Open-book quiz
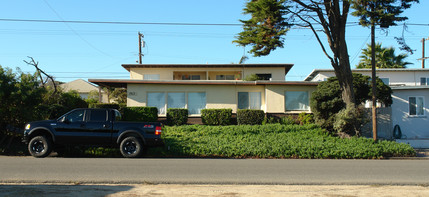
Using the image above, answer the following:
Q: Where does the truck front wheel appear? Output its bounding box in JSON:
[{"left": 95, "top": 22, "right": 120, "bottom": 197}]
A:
[
  {"left": 120, "top": 136, "right": 144, "bottom": 158},
  {"left": 28, "top": 136, "right": 52, "bottom": 158}
]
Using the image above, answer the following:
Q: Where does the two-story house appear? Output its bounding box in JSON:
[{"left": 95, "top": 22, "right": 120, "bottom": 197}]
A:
[
  {"left": 89, "top": 63, "right": 318, "bottom": 120},
  {"left": 305, "top": 68, "right": 429, "bottom": 148}
]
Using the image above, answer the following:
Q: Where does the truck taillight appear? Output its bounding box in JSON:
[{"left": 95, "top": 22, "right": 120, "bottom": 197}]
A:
[{"left": 155, "top": 126, "right": 162, "bottom": 135}]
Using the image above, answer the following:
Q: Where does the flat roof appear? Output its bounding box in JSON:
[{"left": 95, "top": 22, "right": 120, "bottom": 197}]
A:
[
  {"left": 88, "top": 79, "right": 319, "bottom": 88},
  {"left": 122, "top": 63, "right": 293, "bottom": 74},
  {"left": 304, "top": 68, "right": 429, "bottom": 81}
]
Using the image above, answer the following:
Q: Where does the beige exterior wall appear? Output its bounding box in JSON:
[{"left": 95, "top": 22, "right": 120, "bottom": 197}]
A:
[
  {"left": 127, "top": 83, "right": 314, "bottom": 116},
  {"left": 127, "top": 84, "right": 266, "bottom": 114},
  {"left": 265, "top": 85, "right": 316, "bottom": 113},
  {"left": 129, "top": 67, "right": 285, "bottom": 81}
]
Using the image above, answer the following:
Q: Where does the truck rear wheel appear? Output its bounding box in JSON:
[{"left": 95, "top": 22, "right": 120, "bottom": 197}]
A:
[
  {"left": 120, "top": 136, "right": 144, "bottom": 158},
  {"left": 28, "top": 136, "right": 52, "bottom": 158}
]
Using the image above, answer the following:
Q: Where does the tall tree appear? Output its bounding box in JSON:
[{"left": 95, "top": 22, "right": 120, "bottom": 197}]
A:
[
  {"left": 351, "top": 0, "right": 418, "bottom": 140},
  {"left": 356, "top": 43, "right": 412, "bottom": 68},
  {"left": 235, "top": 0, "right": 356, "bottom": 107}
]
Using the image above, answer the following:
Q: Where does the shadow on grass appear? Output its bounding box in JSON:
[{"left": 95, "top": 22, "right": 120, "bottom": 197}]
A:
[{"left": 0, "top": 184, "right": 134, "bottom": 197}]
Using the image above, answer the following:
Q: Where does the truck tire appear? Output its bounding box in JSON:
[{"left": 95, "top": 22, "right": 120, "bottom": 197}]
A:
[
  {"left": 120, "top": 136, "right": 144, "bottom": 158},
  {"left": 28, "top": 136, "right": 52, "bottom": 158}
]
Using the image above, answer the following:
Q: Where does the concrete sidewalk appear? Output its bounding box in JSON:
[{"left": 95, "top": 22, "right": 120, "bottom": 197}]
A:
[{"left": 1, "top": 184, "right": 429, "bottom": 197}]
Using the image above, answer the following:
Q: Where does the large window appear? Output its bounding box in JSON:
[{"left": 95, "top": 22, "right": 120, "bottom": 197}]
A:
[
  {"left": 143, "top": 74, "right": 160, "bottom": 80},
  {"left": 409, "top": 96, "right": 424, "bottom": 116},
  {"left": 147, "top": 92, "right": 166, "bottom": 115},
  {"left": 285, "top": 91, "right": 309, "bottom": 111},
  {"left": 188, "top": 93, "right": 206, "bottom": 115},
  {"left": 380, "top": 78, "right": 390, "bottom": 85},
  {"left": 238, "top": 92, "right": 261, "bottom": 110},
  {"left": 148, "top": 92, "right": 206, "bottom": 115},
  {"left": 167, "top": 93, "right": 186, "bottom": 109}
]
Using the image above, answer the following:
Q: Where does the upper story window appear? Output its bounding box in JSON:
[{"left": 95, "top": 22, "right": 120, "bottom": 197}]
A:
[
  {"left": 144, "top": 74, "right": 160, "bottom": 80},
  {"left": 420, "top": 77, "right": 429, "bottom": 85},
  {"left": 256, "top": 74, "right": 272, "bottom": 80},
  {"left": 285, "top": 91, "right": 310, "bottom": 111},
  {"left": 182, "top": 75, "right": 201, "bottom": 80},
  {"left": 238, "top": 92, "right": 261, "bottom": 110},
  {"left": 216, "top": 75, "right": 234, "bottom": 80}
]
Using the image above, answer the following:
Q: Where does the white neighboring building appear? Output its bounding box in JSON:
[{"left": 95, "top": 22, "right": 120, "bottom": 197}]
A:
[
  {"left": 60, "top": 79, "right": 109, "bottom": 103},
  {"left": 305, "top": 68, "right": 429, "bottom": 148}
]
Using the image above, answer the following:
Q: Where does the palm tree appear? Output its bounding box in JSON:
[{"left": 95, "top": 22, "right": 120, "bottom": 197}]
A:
[{"left": 356, "top": 43, "right": 412, "bottom": 69}]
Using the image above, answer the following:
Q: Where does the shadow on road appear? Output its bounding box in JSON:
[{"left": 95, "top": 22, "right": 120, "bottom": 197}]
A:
[{"left": 0, "top": 184, "right": 134, "bottom": 197}]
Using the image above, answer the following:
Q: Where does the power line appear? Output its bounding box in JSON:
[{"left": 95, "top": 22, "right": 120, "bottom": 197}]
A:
[{"left": 0, "top": 18, "right": 428, "bottom": 27}]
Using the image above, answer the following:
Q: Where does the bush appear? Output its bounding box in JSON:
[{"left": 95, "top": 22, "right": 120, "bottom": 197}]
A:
[
  {"left": 333, "top": 105, "right": 367, "bottom": 137},
  {"left": 201, "top": 109, "right": 232, "bottom": 125},
  {"left": 237, "top": 109, "right": 265, "bottom": 125},
  {"left": 167, "top": 108, "right": 188, "bottom": 126},
  {"left": 310, "top": 74, "right": 392, "bottom": 133},
  {"left": 123, "top": 107, "right": 158, "bottom": 122},
  {"left": 298, "top": 112, "right": 314, "bottom": 125},
  {"left": 89, "top": 103, "right": 120, "bottom": 109}
]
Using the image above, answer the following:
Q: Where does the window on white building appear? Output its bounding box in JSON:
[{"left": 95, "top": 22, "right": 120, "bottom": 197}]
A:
[
  {"left": 409, "top": 96, "right": 424, "bottom": 116},
  {"left": 380, "top": 78, "right": 390, "bottom": 85},
  {"left": 143, "top": 74, "right": 160, "bottom": 80},
  {"left": 420, "top": 77, "right": 429, "bottom": 85},
  {"left": 238, "top": 92, "right": 261, "bottom": 110},
  {"left": 147, "top": 92, "right": 166, "bottom": 114},
  {"left": 188, "top": 92, "right": 206, "bottom": 115},
  {"left": 285, "top": 91, "right": 310, "bottom": 111}
]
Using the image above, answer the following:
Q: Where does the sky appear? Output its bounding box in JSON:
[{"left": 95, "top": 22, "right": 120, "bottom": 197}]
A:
[{"left": 0, "top": 0, "right": 428, "bottom": 82}]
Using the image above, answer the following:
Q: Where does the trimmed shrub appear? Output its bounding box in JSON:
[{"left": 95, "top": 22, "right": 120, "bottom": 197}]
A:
[
  {"left": 89, "top": 103, "right": 120, "bottom": 109},
  {"left": 123, "top": 107, "right": 158, "bottom": 122},
  {"left": 237, "top": 109, "right": 265, "bottom": 125},
  {"left": 201, "top": 109, "right": 232, "bottom": 125},
  {"left": 167, "top": 108, "right": 188, "bottom": 126}
]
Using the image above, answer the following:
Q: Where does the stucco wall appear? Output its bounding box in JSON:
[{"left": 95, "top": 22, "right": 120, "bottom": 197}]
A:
[
  {"left": 391, "top": 89, "right": 429, "bottom": 138},
  {"left": 127, "top": 84, "right": 266, "bottom": 114},
  {"left": 129, "top": 67, "right": 286, "bottom": 81}
]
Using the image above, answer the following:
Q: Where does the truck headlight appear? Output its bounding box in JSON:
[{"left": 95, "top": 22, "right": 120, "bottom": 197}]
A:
[{"left": 25, "top": 124, "right": 31, "bottom": 130}]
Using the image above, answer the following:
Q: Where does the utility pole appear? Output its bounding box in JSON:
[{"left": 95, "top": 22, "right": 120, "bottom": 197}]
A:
[
  {"left": 419, "top": 37, "right": 429, "bottom": 68},
  {"left": 138, "top": 32, "right": 144, "bottom": 64},
  {"left": 371, "top": 19, "right": 377, "bottom": 141}
]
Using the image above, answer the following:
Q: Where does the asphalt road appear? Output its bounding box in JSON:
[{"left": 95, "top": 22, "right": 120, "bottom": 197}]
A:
[{"left": 1, "top": 156, "right": 429, "bottom": 185}]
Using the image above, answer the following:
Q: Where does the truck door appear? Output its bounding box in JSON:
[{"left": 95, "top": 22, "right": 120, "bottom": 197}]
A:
[
  {"left": 54, "top": 109, "right": 87, "bottom": 144},
  {"left": 84, "top": 109, "right": 112, "bottom": 144}
]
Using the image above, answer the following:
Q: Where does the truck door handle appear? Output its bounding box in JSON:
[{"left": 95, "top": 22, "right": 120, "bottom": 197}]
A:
[{"left": 103, "top": 124, "right": 110, "bottom": 128}]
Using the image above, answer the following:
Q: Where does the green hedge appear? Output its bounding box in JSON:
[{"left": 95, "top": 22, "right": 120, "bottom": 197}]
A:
[
  {"left": 89, "top": 103, "right": 120, "bottom": 109},
  {"left": 237, "top": 109, "right": 265, "bottom": 125},
  {"left": 147, "top": 124, "right": 416, "bottom": 159},
  {"left": 123, "top": 107, "right": 158, "bottom": 122},
  {"left": 167, "top": 108, "right": 188, "bottom": 125},
  {"left": 201, "top": 109, "right": 232, "bottom": 125}
]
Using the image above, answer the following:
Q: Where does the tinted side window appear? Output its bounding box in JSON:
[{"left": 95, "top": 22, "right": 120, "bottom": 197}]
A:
[
  {"left": 65, "top": 110, "right": 85, "bottom": 123},
  {"left": 90, "top": 110, "right": 107, "bottom": 122}
]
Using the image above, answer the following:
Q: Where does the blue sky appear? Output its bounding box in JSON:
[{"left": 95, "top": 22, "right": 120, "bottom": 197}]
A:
[{"left": 0, "top": 0, "right": 428, "bottom": 82}]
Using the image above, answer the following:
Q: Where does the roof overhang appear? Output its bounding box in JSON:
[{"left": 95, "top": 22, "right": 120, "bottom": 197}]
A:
[
  {"left": 88, "top": 79, "right": 319, "bottom": 88},
  {"left": 304, "top": 68, "right": 429, "bottom": 81}
]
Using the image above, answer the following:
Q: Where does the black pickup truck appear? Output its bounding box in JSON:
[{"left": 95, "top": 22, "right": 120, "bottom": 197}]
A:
[{"left": 23, "top": 108, "right": 163, "bottom": 158}]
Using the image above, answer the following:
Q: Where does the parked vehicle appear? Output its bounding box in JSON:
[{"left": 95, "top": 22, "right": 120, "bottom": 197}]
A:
[{"left": 22, "top": 108, "right": 163, "bottom": 158}]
